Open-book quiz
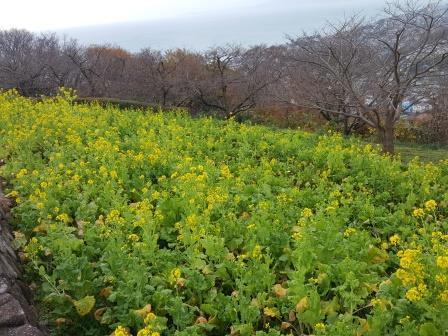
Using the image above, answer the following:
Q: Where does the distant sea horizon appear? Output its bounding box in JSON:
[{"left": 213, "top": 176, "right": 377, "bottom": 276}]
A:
[{"left": 49, "top": 1, "right": 384, "bottom": 52}]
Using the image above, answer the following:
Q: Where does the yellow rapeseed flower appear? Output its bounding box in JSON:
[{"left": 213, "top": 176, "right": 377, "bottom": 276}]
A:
[
  {"left": 436, "top": 274, "right": 447, "bottom": 284},
  {"left": 424, "top": 199, "right": 437, "bottom": 211},
  {"left": 137, "top": 329, "right": 151, "bottom": 336},
  {"left": 396, "top": 269, "right": 417, "bottom": 286},
  {"left": 128, "top": 234, "right": 140, "bottom": 242},
  {"left": 252, "top": 245, "right": 262, "bottom": 259},
  {"left": 144, "top": 312, "right": 157, "bottom": 324},
  {"left": 405, "top": 287, "right": 422, "bottom": 302},
  {"left": 301, "top": 208, "right": 313, "bottom": 218},
  {"left": 370, "top": 298, "right": 390, "bottom": 309},
  {"left": 169, "top": 268, "right": 182, "bottom": 283},
  {"left": 16, "top": 168, "right": 28, "bottom": 178},
  {"left": 220, "top": 165, "right": 233, "bottom": 178},
  {"left": 412, "top": 208, "right": 425, "bottom": 218},
  {"left": 314, "top": 322, "right": 326, "bottom": 332},
  {"left": 436, "top": 256, "right": 448, "bottom": 269},
  {"left": 344, "top": 228, "right": 356, "bottom": 237},
  {"left": 56, "top": 213, "right": 70, "bottom": 223},
  {"left": 7, "top": 190, "right": 19, "bottom": 198},
  {"left": 439, "top": 290, "right": 448, "bottom": 302},
  {"left": 113, "top": 326, "right": 131, "bottom": 336},
  {"left": 263, "top": 307, "right": 278, "bottom": 317},
  {"left": 399, "top": 316, "right": 411, "bottom": 324},
  {"left": 389, "top": 234, "right": 400, "bottom": 246},
  {"left": 398, "top": 249, "right": 420, "bottom": 269}
]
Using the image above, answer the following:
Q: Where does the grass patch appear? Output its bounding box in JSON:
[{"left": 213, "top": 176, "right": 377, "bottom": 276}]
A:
[{"left": 395, "top": 142, "right": 448, "bottom": 163}]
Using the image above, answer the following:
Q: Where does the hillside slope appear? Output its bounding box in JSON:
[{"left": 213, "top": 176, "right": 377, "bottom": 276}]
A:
[{"left": 0, "top": 91, "right": 447, "bottom": 335}]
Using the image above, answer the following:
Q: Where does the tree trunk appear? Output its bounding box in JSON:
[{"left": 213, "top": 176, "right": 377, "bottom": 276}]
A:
[{"left": 378, "top": 124, "right": 395, "bottom": 154}]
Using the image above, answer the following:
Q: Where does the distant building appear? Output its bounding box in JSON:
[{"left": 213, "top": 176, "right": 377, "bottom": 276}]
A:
[{"left": 401, "top": 99, "right": 432, "bottom": 118}]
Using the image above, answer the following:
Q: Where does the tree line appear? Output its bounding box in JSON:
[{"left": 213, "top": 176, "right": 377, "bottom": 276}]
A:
[{"left": 1, "top": 0, "right": 447, "bottom": 153}]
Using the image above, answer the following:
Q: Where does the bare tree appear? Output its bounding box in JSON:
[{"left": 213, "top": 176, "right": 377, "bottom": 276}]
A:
[
  {"left": 194, "top": 45, "right": 282, "bottom": 118},
  {"left": 1, "top": 0, "right": 446, "bottom": 147},
  {"left": 282, "top": 42, "right": 366, "bottom": 135},
  {"left": 85, "top": 45, "right": 130, "bottom": 97},
  {"left": 127, "top": 48, "right": 201, "bottom": 107},
  {"left": 287, "top": 1, "right": 448, "bottom": 153},
  {"left": 62, "top": 40, "right": 99, "bottom": 96},
  {"left": 420, "top": 76, "right": 448, "bottom": 144},
  {"left": 0, "top": 30, "right": 58, "bottom": 95}
]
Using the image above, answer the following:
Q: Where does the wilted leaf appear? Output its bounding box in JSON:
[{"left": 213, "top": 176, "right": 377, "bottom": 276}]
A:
[
  {"left": 195, "top": 316, "right": 208, "bottom": 324},
  {"left": 99, "top": 287, "right": 113, "bottom": 298},
  {"left": 263, "top": 307, "right": 278, "bottom": 317},
  {"left": 133, "top": 304, "right": 152, "bottom": 318},
  {"left": 295, "top": 297, "right": 309, "bottom": 313},
  {"left": 273, "top": 284, "right": 287, "bottom": 298},
  {"left": 73, "top": 295, "right": 95, "bottom": 316},
  {"left": 94, "top": 308, "right": 107, "bottom": 321}
]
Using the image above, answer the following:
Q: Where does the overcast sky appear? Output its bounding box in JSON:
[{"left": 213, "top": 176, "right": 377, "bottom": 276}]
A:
[{"left": 1, "top": 0, "right": 389, "bottom": 51}]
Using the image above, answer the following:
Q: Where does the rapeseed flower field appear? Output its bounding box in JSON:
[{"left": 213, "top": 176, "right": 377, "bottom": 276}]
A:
[{"left": 0, "top": 90, "right": 447, "bottom": 335}]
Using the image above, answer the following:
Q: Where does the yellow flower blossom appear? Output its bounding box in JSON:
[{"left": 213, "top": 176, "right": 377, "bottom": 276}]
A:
[
  {"left": 263, "top": 307, "right": 278, "bottom": 317},
  {"left": 169, "top": 268, "right": 182, "bottom": 283},
  {"left": 412, "top": 208, "right": 425, "bottom": 218},
  {"left": 396, "top": 269, "right": 417, "bottom": 286},
  {"left": 314, "top": 322, "right": 326, "bottom": 332},
  {"left": 399, "top": 316, "right": 411, "bottom": 324},
  {"left": 436, "top": 274, "right": 447, "bottom": 284},
  {"left": 405, "top": 287, "right": 422, "bottom": 302},
  {"left": 344, "top": 228, "right": 356, "bottom": 237},
  {"left": 436, "top": 256, "right": 448, "bottom": 269},
  {"left": 144, "top": 312, "right": 157, "bottom": 324},
  {"left": 220, "top": 165, "right": 233, "bottom": 178},
  {"left": 113, "top": 326, "right": 131, "bottom": 336},
  {"left": 301, "top": 208, "right": 313, "bottom": 218},
  {"left": 7, "top": 190, "right": 19, "bottom": 198},
  {"left": 371, "top": 298, "right": 390, "bottom": 309},
  {"left": 389, "top": 234, "right": 400, "bottom": 246},
  {"left": 56, "top": 213, "right": 70, "bottom": 223},
  {"left": 439, "top": 290, "right": 448, "bottom": 302},
  {"left": 128, "top": 234, "right": 140, "bottom": 242},
  {"left": 16, "top": 168, "right": 28, "bottom": 178},
  {"left": 99, "top": 166, "right": 108, "bottom": 176},
  {"left": 398, "top": 249, "right": 420, "bottom": 269},
  {"left": 251, "top": 245, "right": 262, "bottom": 259},
  {"left": 424, "top": 199, "right": 437, "bottom": 211}
]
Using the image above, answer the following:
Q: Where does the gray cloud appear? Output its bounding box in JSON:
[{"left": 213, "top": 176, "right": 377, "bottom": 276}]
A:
[{"left": 57, "top": 0, "right": 388, "bottom": 51}]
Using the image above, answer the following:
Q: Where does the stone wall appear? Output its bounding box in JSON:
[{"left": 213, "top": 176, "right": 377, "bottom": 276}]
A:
[{"left": 0, "top": 183, "right": 46, "bottom": 336}]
